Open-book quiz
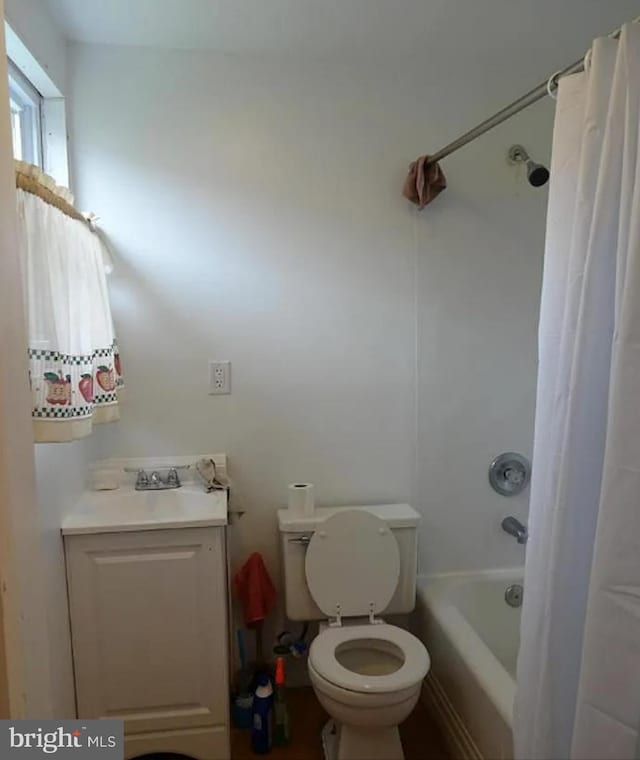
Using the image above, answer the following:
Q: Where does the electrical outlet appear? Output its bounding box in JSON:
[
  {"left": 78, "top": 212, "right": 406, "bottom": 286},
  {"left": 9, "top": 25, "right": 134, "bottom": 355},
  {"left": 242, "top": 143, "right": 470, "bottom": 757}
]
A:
[{"left": 209, "top": 360, "right": 231, "bottom": 395}]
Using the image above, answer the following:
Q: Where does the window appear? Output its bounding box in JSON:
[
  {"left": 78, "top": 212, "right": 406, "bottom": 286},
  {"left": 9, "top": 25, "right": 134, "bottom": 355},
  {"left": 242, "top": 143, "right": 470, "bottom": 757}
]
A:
[{"left": 7, "top": 59, "right": 44, "bottom": 167}]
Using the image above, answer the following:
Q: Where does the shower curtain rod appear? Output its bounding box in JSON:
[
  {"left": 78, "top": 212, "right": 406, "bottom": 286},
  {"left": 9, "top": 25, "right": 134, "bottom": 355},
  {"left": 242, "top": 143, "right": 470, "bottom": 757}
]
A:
[{"left": 426, "top": 20, "right": 632, "bottom": 167}]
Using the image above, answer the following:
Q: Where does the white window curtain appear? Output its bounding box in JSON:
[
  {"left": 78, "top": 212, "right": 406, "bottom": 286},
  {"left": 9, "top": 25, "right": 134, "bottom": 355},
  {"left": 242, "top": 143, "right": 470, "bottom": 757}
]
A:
[
  {"left": 515, "top": 23, "right": 640, "bottom": 760},
  {"left": 15, "top": 164, "right": 123, "bottom": 443}
]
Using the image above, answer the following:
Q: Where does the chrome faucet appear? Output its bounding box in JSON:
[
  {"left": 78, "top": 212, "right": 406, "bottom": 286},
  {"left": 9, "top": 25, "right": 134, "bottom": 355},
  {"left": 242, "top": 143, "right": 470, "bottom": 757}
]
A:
[
  {"left": 501, "top": 516, "right": 528, "bottom": 544},
  {"left": 133, "top": 468, "right": 181, "bottom": 491}
]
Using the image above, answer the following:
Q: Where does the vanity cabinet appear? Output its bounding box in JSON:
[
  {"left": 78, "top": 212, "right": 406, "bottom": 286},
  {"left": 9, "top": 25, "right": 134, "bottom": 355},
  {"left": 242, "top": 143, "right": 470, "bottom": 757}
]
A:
[{"left": 64, "top": 525, "right": 230, "bottom": 760}]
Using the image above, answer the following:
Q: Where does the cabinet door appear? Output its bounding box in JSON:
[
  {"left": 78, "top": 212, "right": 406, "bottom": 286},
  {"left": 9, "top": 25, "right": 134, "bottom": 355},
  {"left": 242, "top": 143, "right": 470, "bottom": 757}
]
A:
[{"left": 65, "top": 527, "right": 228, "bottom": 734}]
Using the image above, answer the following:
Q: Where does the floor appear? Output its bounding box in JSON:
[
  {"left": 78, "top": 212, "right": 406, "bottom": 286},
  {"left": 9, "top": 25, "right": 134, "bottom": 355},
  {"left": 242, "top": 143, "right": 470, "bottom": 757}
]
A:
[{"left": 231, "top": 687, "right": 450, "bottom": 760}]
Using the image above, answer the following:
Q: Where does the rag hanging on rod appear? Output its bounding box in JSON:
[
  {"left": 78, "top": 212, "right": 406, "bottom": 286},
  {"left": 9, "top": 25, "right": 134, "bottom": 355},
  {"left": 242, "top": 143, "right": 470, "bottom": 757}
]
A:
[{"left": 403, "top": 15, "right": 640, "bottom": 209}]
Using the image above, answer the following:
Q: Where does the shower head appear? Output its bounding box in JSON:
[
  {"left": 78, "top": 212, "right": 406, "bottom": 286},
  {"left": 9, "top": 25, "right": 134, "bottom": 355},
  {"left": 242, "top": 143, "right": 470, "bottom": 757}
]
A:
[
  {"left": 508, "top": 144, "right": 550, "bottom": 187},
  {"left": 526, "top": 161, "right": 550, "bottom": 187}
]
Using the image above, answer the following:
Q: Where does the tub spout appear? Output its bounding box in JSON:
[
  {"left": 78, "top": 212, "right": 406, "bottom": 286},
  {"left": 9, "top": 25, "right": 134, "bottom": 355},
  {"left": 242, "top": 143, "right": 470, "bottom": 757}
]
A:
[{"left": 501, "top": 516, "right": 528, "bottom": 544}]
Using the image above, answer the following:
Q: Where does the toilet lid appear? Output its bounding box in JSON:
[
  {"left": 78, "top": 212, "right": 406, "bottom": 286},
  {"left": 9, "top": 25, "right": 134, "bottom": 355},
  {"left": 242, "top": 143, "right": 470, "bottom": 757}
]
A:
[{"left": 305, "top": 510, "right": 400, "bottom": 618}]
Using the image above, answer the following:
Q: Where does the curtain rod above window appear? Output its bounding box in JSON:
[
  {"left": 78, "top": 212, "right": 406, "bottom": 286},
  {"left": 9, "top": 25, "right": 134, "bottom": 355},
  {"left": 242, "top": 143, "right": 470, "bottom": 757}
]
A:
[{"left": 14, "top": 162, "right": 92, "bottom": 227}]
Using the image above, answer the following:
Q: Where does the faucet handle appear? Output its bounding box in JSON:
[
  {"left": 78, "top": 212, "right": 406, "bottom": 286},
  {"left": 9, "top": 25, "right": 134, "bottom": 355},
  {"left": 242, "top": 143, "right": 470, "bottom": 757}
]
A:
[
  {"left": 135, "top": 469, "right": 149, "bottom": 489},
  {"left": 166, "top": 468, "right": 180, "bottom": 487}
]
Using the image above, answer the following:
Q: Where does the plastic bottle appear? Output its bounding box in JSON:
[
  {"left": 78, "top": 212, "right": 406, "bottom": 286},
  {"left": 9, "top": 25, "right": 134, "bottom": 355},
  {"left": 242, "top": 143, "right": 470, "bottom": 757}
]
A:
[
  {"left": 251, "top": 674, "right": 273, "bottom": 754},
  {"left": 273, "top": 657, "right": 290, "bottom": 747}
]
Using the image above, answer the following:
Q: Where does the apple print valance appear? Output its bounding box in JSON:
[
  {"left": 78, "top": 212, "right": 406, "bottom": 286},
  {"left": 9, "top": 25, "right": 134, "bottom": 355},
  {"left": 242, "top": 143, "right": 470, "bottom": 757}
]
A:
[{"left": 15, "top": 163, "right": 124, "bottom": 442}]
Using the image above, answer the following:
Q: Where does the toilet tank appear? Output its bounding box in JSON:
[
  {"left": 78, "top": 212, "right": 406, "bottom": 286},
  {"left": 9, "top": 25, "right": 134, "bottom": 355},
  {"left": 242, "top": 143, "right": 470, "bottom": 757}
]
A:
[{"left": 278, "top": 504, "right": 419, "bottom": 622}]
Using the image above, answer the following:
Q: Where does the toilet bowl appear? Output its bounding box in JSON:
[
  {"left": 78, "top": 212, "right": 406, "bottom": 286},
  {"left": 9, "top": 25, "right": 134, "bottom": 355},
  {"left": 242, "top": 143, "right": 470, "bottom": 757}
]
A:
[
  {"left": 309, "top": 622, "right": 430, "bottom": 759},
  {"left": 300, "top": 510, "right": 431, "bottom": 760}
]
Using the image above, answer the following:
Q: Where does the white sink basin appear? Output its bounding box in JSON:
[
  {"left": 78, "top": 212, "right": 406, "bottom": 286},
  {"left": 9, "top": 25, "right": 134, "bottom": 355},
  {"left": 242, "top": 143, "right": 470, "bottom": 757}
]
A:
[{"left": 62, "top": 484, "right": 228, "bottom": 535}]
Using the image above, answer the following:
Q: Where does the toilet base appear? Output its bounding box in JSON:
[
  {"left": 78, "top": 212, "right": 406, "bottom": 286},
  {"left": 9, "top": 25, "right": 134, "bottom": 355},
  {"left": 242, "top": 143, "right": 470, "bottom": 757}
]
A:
[
  {"left": 321, "top": 720, "right": 339, "bottom": 760},
  {"left": 321, "top": 719, "right": 404, "bottom": 760}
]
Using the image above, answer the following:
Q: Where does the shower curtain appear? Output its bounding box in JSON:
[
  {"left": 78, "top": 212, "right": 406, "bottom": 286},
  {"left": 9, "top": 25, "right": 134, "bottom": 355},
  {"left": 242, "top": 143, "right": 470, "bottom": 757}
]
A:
[{"left": 514, "top": 23, "right": 640, "bottom": 760}]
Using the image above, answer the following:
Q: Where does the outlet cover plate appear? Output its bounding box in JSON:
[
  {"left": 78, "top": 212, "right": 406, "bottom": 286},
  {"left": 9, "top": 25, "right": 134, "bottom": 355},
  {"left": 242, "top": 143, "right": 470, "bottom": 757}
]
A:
[{"left": 209, "top": 360, "right": 231, "bottom": 395}]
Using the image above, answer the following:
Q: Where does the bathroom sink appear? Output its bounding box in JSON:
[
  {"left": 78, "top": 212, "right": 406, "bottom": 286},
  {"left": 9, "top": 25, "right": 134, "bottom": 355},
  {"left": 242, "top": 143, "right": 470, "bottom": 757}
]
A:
[{"left": 61, "top": 484, "right": 228, "bottom": 535}]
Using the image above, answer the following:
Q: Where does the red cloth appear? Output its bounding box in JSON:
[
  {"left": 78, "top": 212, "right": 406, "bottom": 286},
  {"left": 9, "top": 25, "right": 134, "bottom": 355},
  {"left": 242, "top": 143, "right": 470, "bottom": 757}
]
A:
[{"left": 233, "top": 552, "right": 277, "bottom": 626}]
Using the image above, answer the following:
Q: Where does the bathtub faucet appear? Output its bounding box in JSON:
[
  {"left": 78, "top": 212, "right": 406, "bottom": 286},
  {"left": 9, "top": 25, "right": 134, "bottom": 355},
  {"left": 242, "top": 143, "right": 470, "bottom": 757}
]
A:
[{"left": 501, "top": 516, "right": 528, "bottom": 545}]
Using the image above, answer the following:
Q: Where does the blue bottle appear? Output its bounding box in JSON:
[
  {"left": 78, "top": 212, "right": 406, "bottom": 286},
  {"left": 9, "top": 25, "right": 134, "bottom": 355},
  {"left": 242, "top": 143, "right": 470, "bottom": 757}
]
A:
[{"left": 251, "top": 674, "right": 273, "bottom": 754}]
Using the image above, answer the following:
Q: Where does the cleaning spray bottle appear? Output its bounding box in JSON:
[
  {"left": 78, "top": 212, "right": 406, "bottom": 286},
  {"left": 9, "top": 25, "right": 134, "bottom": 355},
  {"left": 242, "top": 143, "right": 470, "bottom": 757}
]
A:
[
  {"left": 273, "top": 657, "right": 290, "bottom": 746},
  {"left": 251, "top": 674, "right": 273, "bottom": 754}
]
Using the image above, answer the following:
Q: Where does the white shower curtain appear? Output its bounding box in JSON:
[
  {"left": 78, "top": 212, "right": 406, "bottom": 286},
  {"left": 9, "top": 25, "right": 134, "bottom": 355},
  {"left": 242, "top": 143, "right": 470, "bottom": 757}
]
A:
[{"left": 515, "top": 23, "right": 640, "bottom": 760}]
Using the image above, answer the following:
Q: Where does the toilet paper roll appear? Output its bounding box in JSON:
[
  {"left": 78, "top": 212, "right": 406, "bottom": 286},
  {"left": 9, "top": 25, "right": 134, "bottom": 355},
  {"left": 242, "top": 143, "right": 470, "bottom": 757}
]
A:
[{"left": 288, "top": 483, "right": 315, "bottom": 516}]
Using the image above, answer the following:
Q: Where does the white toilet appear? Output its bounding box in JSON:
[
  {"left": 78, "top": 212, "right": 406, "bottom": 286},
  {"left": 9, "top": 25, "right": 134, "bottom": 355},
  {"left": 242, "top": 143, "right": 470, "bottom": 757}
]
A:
[{"left": 278, "top": 504, "right": 430, "bottom": 760}]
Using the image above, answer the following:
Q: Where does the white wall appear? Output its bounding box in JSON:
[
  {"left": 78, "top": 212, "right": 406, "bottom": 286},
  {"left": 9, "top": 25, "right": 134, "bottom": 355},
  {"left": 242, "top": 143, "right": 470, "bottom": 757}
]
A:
[
  {"left": 3, "top": 0, "right": 78, "bottom": 717},
  {"left": 68, "top": 43, "right": 552, "bottom": 594},
  {"left": 70, "top": 45, "right": 417, "bottom": 578},
  {"left": 414, "top": 118, "right": 549, "bottom": 573}
]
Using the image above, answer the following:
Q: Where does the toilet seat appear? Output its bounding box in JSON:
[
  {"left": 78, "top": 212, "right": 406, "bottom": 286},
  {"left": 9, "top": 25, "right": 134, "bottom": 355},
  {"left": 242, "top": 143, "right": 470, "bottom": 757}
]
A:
[{"left": 309, "top": 623, "right": 430, "bottom": 694}]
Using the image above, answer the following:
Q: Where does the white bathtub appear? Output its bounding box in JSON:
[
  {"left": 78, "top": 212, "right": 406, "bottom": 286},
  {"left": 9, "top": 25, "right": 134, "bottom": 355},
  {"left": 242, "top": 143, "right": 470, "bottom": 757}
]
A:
[{"left": 412, "top": 569, "right": 522, "bottom": 760}]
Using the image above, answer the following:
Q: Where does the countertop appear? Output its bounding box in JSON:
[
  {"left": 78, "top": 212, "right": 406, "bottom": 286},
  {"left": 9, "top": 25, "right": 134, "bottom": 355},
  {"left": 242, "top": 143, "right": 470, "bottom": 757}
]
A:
[{"left": 61, "top": 485, "right": 228, "bottom": 536}]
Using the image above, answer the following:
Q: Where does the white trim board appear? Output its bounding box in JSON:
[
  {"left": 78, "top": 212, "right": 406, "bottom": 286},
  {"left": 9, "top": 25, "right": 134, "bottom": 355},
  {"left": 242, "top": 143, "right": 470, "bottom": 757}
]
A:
[
  {"left": 4, "top": 20, "right": 69, "bottom": 188},
  {"left": 0, "top": 10, "right": 55, "bottom": 718},
  {"left": 4, "top": 21, "right": 61, "bottom": 98}
]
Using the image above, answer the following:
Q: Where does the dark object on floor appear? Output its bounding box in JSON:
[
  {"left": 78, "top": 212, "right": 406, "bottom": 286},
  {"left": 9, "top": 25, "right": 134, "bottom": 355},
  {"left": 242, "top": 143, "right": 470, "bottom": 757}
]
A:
[
  {"left": 233, "top": 691, "right": 254, "bottom": 730},
  {"left": 251, "top": 673, "right": 274, "bottom": 754},
  {"left": 132, "top": 754, "right": 197, "bottom": 759},
  {"left": 273, "top": 657, "right": 290, "bottom": 747}
]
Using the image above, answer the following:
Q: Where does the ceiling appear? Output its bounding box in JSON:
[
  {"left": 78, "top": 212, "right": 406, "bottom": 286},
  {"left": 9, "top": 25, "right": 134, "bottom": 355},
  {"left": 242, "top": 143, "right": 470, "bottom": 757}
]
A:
[{"left": 44, "top": 1, "right": 639, "bottom": 64}]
